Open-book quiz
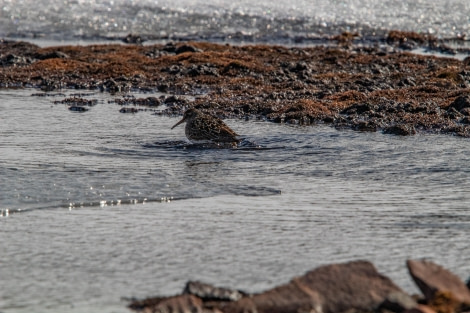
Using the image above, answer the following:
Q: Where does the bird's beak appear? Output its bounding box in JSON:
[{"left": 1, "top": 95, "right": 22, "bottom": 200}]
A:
[{"left": 171, "top": 117, "right": 186, "bottom": 129}]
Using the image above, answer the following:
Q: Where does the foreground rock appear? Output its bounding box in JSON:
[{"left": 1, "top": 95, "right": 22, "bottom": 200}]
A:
[
  {"left": 128, "top": 259, "right": 470, "bottom": 313},
  {"left": 129, "top": 260, "right": 416, "bottom": 313},
  {"left": 407, "top": 259, "right": 470, "bottom": 305},
  {"left": 221, "top": 260, "right": 412, "bottom": 313},
  {"left": 2, "top": 32, "right": 470, "bottom": 137}
]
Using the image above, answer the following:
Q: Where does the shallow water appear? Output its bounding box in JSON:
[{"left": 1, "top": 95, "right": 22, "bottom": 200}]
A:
[{"left": 1, "top": 89, "right": 470, "bottom": 313}]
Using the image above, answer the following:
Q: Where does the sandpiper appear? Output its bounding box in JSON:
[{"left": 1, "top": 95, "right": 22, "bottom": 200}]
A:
[{"left": 171, "top": 108, "right": 240, "bottom": 145}]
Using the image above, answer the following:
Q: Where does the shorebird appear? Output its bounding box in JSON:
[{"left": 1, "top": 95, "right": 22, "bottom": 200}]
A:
[{"left": 171, "top": 108, "right": 240, "bottom": 145}]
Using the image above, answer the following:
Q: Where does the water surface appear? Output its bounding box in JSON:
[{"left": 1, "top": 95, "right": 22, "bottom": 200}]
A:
[
  {"left": 1, "top": 0, "right": 470, "bottom": 43},
  {"left": 1, "top": 89, "right": 470, "bottom": 313}
]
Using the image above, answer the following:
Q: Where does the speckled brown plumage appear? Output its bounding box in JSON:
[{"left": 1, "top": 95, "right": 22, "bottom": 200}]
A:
[{"left": 171, "top": 108, "right": 240, "bottom": 144}]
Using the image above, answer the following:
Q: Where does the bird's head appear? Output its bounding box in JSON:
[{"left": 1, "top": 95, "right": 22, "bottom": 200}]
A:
[{"left": 171, "top": 108, "right": 199, "bottom": 129}]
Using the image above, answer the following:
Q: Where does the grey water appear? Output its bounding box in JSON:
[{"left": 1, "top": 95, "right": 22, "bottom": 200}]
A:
[
  {"left": 2, "top": 0, "right": 470, "bottom": 311},
  {"left": 1, "top": 89, "right": 470, "bottom": 313},
  {"left": 1, "top": 0, "right": 470, "bottom": 44}
]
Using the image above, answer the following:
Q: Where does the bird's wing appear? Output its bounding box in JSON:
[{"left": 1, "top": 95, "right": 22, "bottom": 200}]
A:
[{"left": 191, "top": 116, "right": 239, "bottom": 142}]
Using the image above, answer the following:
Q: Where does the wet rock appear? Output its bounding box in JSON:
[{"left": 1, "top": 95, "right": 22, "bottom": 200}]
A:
[
  {"left": 157, "top": 84, "right": 169, "bottom": 92},
  {"left": 112, "top": 96, "right": 160, "bottom": 107},
  {"left": 128, "top": 294, "right": 204, "bottom": 313},
  {"left": 386, "top": 30, "right": 436, "bottom": 50},
  {"left": 54, "top": 97, "right": 97, "bottom": 106},
  {"left": 122, "top": 33, "right": 146, "bottom": 44},
  {"left": 460, "top": 116, "right": 470, "bottom": 124},
  {"left": 352, "top": 120, "right": 378, "bottom": 132},
  {"left": 183, "top": 281, "right": 244, "bottom": 302},
  {"left": 383, "top": 124, "right": 417, "bottom": 136},
  {"left": 175, "top": 44, "right": 202, "bottom": 54},
  {"left": 163, "top": 95, "right": 187, "bottom": 105},
  {"left": 164, "top": 64, "right": 182, "bottom": 75},
  {"left": 119, "top": 107, "right": 139, "bottom": 113},
  {"left": 68, "top": 106, "right": 89, "bottom": 112},
  {"left": 185, "top": 64, "right": 219, "bottom": 76},
  {"left": 39, "top": 79, "right": 64, "bottom": 91},
  {"left": 162, "top": 42, "right": 177, "bottom": 53},
  {"left": 341, "top": 103, "right": 377, "bottom": 115},
  {"left": 145, "top": 97, "right": 160, "bottom": 106},
  {"left": 444, "top": 107, "right": 464, "bottom": 119},
  {"left": 35, "top": 50, "right": 69, "bottom": 60},
  {"left": 100, "top": 78, "right": 130, "bottom": 93},
  {"left": 407, "top": 259, "right": 470, "bottom": 304},
  {"left": 398, "top": 77, "right": 417, "bottom": 87},
  {"left": 448, "top": 95, "right": 470, "bottom": 113},
  {"left": 0, "top": 53, "right": 34, "bottom": 66},
  {"left": 0, "top": 40, "right": 40, "bottom": 58}
]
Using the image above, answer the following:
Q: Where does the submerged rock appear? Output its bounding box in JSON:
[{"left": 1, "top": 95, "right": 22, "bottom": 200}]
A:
[
  {"left": 383, "top": 124, "right": 417, "bottom": 136},
  {"left": 68, "top": 106, "right": 89, "bottom": 112}
]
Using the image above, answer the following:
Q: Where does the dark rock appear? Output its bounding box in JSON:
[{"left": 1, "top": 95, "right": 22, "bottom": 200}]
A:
[
  {"left": 398, "top": 77, "right": 416, "bottom": 87},
  {"left": 165, "top": 65, "right": 182, "bottom": 75},
  {"left": 35, "top": 50, "right": 69, "bottom": 60},
  {"left": 341, "top": 103, "right": 376, "bottom": 115},
  {"left": 184, "top": 281, "right": 244, "bottom": 302},
  {"left": 460, "top": 107, "right": 470, "bottom": 116},
  {"left": 162, "top": 42, "right": 177, "bottom": 53},
  {"left": 353, "top": 120, "right": 378, "bottom": 132},
  {"left": 407, "top": 259, "right": 470, "bottom": 304},
  {"left": 1, "top": 53, "right": 33, "bottom": 66},
  {"left": 122, "top": 33, "right": 146, "bottom": 44},
  {"left": 175, "top": 44, "right": 201, "bottom": 54},
  {"left": 185, "top": 64, "right": 219, "bottom": 76},
  {"left": 146, "top": 97, "right": 160, "bottom": 106},
  {"left": 69, "top": 106, "right": 88, "bottom": 112},
  {"left": 461, "top": 116, "right": 470, "bottom": 124},
  {"left": 288, "top": 61, "right": 309, "bottom": 73},
  {"left": 448, "top": 95, "right": 470, "bottom": 112},
  {"left": 119, "top": 107, "right": 138, "bottom": 113},
  {"left": 55, "top": 97, "right": 97, "bottom": 106},
  {"left": 157, "top": 84, "right": 169, "bottom": 92},
  {"left": 383, "top": 124, "right": 417, "bottom": 136},
  {"left": 164, "top": 95, "right": 186, "bottom": 105}
]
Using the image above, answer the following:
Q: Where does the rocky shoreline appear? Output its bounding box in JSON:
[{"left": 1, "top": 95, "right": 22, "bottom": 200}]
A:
[
  {"left": 2, "top": 31, "right": 470, "bottom": 137},
  {"left": 127, "top": 259, "right": 470, "bottom": 313}
]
